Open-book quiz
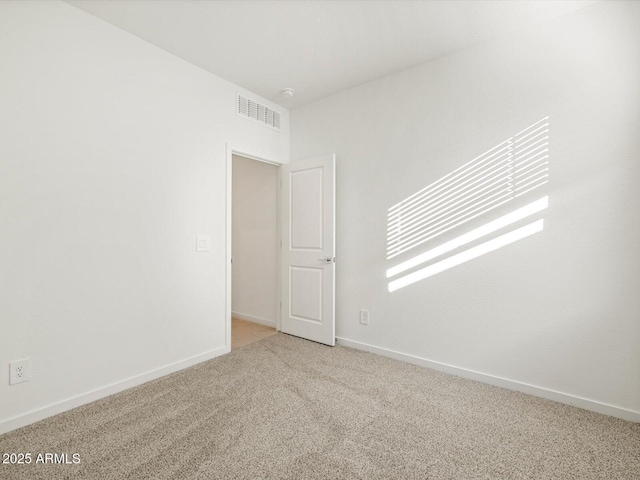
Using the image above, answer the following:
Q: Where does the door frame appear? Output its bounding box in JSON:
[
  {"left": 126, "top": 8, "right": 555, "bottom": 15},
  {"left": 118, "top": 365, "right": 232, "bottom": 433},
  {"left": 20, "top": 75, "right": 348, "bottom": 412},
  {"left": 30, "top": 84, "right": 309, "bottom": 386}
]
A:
[{"left": 225, "top": 143, "right": 283, "bottom": 351}]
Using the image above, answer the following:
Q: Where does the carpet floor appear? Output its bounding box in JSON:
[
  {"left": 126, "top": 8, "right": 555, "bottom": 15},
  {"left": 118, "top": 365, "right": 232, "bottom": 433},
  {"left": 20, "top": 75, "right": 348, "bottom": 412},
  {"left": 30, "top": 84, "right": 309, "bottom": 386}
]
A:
[{"left": 1, "top": 333, "right": 639, "bottom": 479}]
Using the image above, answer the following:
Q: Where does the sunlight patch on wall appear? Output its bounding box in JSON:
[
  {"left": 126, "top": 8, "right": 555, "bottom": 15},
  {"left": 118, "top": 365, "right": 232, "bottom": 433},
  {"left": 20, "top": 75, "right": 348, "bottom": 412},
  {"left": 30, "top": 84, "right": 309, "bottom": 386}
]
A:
[
  {"left": 386, "top": 196, "right": 548, "bottom": 279},
  {"left": 388, "top": 220, "right": 544, "bottom": 292},
  {"left": 387, "top": 117, "right": 549, "bottom": 260},
  {"left": 387, "top": 117, "right": 550, "bottom": 292}
]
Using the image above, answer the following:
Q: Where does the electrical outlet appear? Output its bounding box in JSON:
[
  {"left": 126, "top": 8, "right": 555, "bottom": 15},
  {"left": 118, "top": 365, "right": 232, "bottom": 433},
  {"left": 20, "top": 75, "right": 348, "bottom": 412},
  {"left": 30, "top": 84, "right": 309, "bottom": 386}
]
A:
[
  {"left": 196, "top": 235, "right": 211, "bottom": 252},
  {"left": 9, "top": 358, "right": 31, "bottom": 385},
  {"left": 359, "top": 309, "right": 369, "bottom": 325}
]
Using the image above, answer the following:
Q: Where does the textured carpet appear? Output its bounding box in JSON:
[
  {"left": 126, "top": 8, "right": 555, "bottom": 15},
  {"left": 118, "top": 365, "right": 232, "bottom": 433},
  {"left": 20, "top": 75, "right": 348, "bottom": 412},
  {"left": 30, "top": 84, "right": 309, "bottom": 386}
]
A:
[{"left": 1, "top": 333, "right": 639, "bottom": 480}]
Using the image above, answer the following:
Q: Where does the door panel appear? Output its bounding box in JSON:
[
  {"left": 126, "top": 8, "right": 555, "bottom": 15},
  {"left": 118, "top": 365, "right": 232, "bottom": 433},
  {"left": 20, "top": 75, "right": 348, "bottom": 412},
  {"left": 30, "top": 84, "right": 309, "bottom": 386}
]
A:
[
  {"left": 290, "top": 266, "right": 323, "bottom": 323},
  {"left": 281, "top": 154, "right": 335, "bottom": 346},
  {"left": 290, "top": 167, "right": 324, "bottom": 250}
]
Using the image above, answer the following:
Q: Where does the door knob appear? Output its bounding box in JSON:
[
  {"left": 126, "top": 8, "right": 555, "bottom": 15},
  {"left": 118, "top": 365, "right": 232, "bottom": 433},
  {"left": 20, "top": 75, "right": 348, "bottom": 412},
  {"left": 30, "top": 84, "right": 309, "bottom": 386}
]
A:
[{"left": 318, "top": 257, "right": 335, "bottom": 264}]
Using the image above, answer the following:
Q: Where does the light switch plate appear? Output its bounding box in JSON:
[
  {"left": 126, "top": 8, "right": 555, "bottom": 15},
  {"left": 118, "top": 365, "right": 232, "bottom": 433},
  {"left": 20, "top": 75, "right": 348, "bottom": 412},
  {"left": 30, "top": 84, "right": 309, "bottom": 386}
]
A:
[{"left": 196, "top": 235, "right": 211, "bottom": 252}]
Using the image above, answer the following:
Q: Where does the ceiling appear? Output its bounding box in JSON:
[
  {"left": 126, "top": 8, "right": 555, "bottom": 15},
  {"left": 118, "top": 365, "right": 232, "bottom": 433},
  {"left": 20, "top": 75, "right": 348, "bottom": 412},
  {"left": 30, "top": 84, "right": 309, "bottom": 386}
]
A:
[{"left": 66, "top": 0, "right": 597, "bottom": 109}]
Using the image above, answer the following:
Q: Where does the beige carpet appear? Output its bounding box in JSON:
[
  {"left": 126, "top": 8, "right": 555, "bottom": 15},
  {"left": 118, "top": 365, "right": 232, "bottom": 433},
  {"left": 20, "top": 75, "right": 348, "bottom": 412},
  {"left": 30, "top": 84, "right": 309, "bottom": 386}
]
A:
[{"left": 1, "top": 334, "right": 638, "bottom": 480}]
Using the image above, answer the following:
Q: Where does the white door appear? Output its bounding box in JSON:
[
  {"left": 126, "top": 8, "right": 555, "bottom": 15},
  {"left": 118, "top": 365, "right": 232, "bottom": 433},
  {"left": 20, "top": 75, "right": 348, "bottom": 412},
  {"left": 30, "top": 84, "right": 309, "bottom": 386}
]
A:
[{"left": 281, "top": 154, "right": 335, "bottom": 346}]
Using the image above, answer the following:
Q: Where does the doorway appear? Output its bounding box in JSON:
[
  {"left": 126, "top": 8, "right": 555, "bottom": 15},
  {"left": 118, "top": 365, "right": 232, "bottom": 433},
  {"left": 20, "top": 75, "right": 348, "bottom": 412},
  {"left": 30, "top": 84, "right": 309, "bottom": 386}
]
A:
[
  {"left": 230, "top": 153, "right": 279, "bottom": 350},
  {"left": 225, "top": 145, "right": 337, "bottom": 350}
]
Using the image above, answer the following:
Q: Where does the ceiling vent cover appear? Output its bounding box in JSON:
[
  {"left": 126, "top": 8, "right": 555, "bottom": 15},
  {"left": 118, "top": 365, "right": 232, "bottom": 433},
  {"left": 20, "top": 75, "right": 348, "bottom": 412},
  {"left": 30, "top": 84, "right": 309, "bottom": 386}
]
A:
[{"left": 237, "top": 94, "right": 281, "bottom": 131}]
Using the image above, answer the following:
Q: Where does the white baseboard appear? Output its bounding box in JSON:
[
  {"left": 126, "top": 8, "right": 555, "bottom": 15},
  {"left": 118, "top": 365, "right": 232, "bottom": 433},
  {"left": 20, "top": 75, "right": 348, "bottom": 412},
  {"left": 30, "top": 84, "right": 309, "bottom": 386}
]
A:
[
  {"left": 336, "top": 336, "right": 640, "bottom": 423},
  {"left": 0, "top": 345, "right": 230, "bottom": 436},
  {"left": 232, "top": 311, "right": 276, "bottom": 328}
]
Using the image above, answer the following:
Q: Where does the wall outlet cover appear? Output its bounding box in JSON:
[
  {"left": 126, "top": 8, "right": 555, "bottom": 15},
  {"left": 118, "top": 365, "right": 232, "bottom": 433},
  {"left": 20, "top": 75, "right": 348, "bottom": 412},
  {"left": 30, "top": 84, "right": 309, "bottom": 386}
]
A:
[
  {"left": 10, "top": 358, "right": 31, "bottom": 385},
  {"left": 196, "top": 235, "right": 211, "bottom": 252}
]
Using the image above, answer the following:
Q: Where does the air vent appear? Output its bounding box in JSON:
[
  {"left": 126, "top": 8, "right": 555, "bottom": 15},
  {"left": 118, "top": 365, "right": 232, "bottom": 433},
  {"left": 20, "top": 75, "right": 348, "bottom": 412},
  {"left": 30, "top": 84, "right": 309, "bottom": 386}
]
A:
[{"left": 237, "top": 95, "right": 281, "bottom": 131}]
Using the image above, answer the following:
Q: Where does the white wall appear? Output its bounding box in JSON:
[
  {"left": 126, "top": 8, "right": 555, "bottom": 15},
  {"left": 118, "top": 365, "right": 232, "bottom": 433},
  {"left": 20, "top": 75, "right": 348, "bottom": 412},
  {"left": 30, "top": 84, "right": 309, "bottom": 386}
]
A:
[
  {"left": 232, "top": 155, "right": 278, "bottom": 327},
  {"left": 0, "top": 0, "right": 288, "bottom": 433},
  {"left": 291, "top": 1, "right": 640, "bottom": 420}
]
